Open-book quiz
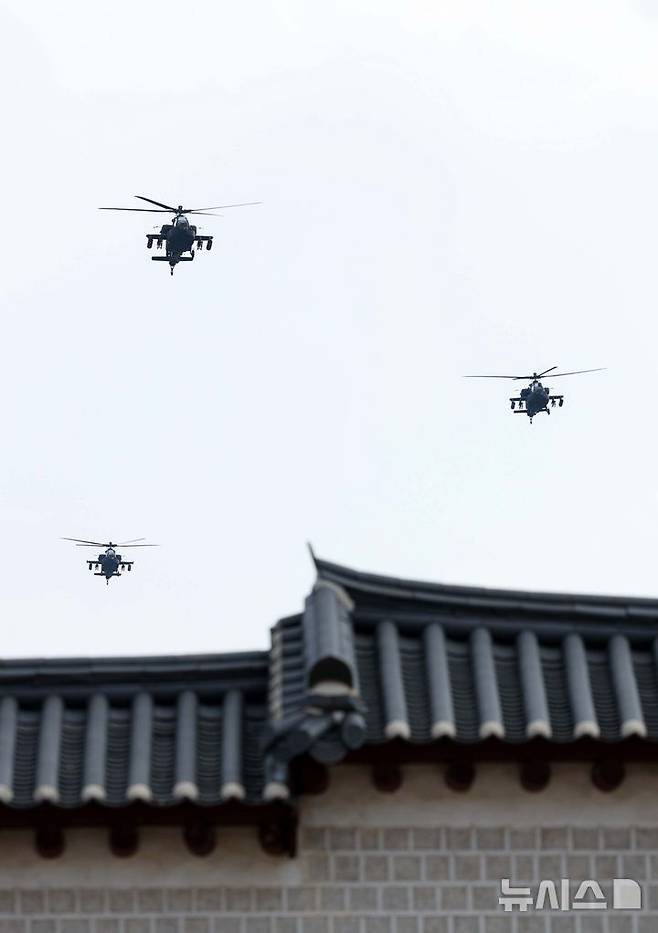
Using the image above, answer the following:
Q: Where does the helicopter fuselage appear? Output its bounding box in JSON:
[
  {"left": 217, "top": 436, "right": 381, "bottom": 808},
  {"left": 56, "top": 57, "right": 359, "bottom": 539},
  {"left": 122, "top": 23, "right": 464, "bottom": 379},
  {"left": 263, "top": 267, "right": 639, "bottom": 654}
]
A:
[
  {"left": 520, "top": 382, "right": 550, "bottom": 417},
  {"left": 511, "top": 380, "right": 564, "bottom": 422},
  {"left": 146, "top": 214, "right": 213, "bottom": 274},
  {"left": 162, "top": 218, "right": 197, "bottom": 258},
  {"left": 86, "top": 547, "right": 132, "bottom": 584}
]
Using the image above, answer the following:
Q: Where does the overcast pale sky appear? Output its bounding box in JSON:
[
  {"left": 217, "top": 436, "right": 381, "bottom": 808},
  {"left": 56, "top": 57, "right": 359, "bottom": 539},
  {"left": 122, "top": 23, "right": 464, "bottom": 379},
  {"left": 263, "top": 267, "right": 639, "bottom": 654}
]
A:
[{"left": 1, "top": 0, "right": 658, "bottom": 657}]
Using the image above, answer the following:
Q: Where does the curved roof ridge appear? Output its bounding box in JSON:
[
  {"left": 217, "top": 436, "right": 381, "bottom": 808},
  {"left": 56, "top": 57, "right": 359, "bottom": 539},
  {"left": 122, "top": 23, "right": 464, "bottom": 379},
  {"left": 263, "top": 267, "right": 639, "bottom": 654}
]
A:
[
  {"left": 314, "top": 555, "right": 658, "bottom": 618},
  {"left": 0, "top": 650, "right": 269, "bottom": 676}
]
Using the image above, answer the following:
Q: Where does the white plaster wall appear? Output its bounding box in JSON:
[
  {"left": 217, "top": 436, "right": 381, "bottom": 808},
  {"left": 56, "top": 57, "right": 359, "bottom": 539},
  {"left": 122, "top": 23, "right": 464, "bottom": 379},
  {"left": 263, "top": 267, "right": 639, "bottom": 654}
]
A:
[{"left": 303, "top": 763, "right": 658, "bottom": 827}]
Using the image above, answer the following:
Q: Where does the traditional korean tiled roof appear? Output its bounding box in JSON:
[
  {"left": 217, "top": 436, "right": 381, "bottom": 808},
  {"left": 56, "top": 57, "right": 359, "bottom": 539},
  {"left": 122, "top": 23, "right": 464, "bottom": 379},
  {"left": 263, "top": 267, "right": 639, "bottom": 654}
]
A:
[
  {"left": 3, "top": 553, "right": 658, "bottom": 847},
  {"left": 0, "top": 651, "right": 286, "bottom": 809},
  {"left": 266, "top": 555, "right": 658, "bottom": 769}
]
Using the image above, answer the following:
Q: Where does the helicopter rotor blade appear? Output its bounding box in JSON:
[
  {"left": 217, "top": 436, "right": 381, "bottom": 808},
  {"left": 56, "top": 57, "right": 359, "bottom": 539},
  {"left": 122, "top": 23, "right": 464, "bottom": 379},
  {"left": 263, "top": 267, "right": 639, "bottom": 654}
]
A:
[
  {"left": 119, "top": 544, "right": 159, "bottom": 548},
  {"left": 548, "top": 367, "right": 606, "bottom": 378},
  {"left": 72, "top": 543, "right": 158, "bottom": 548},
  {"left": 187, "top": 212, "right": 223, "bottom": 217},
  {"left": 465, "top": 366, "right": 605, "bottom": 381},
  {"left": 135, "top": 195, "right": 178, "bottom": 211},
  {"left": 117, "top": 538, "right": 146, "bottom": 545},
  {"left": 184, "top": 201, "right": 262, "bottom": 212},
  {"left": 101, "top": 198, "right": 260, "bottom": 215},
  {"left": 99, "top": 207, "right": 172, "bottom": 213},
  {"left": 61, "top": 537, "right": 108, "bottom": 546}
]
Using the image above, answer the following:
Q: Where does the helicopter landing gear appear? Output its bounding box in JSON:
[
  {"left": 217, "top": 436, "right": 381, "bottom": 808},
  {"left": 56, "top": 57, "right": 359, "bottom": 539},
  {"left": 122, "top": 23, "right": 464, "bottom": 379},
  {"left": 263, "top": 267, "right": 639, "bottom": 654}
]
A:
[{"left": 170, "top": 266, "right": 174, "bottom": 276}]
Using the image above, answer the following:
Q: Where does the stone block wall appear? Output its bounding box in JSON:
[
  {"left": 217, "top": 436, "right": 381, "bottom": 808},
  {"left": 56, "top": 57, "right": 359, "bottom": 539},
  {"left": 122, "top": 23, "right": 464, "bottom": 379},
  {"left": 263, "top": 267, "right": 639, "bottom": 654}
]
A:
[{"left": 0, "top": 766, "right": 655, "bottom": 931}]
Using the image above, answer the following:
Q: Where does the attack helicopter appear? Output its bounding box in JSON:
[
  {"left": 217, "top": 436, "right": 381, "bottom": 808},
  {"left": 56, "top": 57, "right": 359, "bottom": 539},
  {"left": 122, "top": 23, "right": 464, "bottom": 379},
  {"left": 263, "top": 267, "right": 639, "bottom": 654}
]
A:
[
  {"left": 463, "top": 366, "right": 605, "bottom": 423},
  {"left": 99, "top": 195, "right": 261, "bottom": 275},
  {"left": 62, "top": 537, "right": 158, "bottom": 584}
]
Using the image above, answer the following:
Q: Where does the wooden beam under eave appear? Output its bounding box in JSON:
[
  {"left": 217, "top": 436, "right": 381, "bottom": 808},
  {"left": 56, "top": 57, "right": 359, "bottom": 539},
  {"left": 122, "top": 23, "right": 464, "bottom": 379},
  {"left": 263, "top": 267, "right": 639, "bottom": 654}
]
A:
[
  {"left": 0, "top": 801, "right": 299, "bottom": 858},
  {"left": 372, "top": 763, "right": 403, "bottom": 793},
  {"left": 109, "top": 823, "right": 139, "bottom": 857},
  {"left": 259, "top": 812, "right": 298, "bottom": 858},
  {"left": 183, "top": 819, "right": 216, "bottom": 856},
  {"left": 591, "top": 759, "right": 626, "bottom": 792},
  {"left": 444, "top": 761, "right": 475, "bottom": 792},
  {"left": 35, "top": 824, "right": 65, "bottom": 858},
  {"left": 519, "top": 759, "right": 551, "bottom": 792}
]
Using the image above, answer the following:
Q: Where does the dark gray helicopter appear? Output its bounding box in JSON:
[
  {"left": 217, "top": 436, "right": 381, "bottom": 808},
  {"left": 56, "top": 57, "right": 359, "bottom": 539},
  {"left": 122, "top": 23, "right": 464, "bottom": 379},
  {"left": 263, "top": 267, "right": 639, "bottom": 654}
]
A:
[
  {"left": 62, "top": 537, "right": 158, "bottom": 584},
  {"left": 99, "top": 195, "right": 261, "bottom": 275},
  {"left": 464, "top": 366, "right": 605, "bottom": 423}
]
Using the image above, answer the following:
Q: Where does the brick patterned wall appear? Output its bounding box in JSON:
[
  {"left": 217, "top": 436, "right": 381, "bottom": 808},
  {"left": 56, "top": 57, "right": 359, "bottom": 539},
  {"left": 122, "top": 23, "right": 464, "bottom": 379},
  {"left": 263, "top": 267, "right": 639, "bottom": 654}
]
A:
[
  {"left": 0, "top": 766, "right": 654, "bottom": 932},
  {"left": 0, "top": 824, "right": 652, "bottom": 931}
]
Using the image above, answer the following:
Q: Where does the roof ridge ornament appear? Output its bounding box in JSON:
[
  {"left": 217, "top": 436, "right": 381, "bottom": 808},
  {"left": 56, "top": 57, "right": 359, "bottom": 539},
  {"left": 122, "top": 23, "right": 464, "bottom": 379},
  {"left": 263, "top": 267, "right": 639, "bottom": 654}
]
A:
[
  {"left": 303, "top": 581, "right": 358, "bottom": 691},
  {"left": 262, "top": 691, "right": 367, "bottom": 767},
  {"left": 312, "top": 579, "right": 355, "bottom": 612},
  {"left": 306, "top": 541, "right": 318, "bottom": 567}
]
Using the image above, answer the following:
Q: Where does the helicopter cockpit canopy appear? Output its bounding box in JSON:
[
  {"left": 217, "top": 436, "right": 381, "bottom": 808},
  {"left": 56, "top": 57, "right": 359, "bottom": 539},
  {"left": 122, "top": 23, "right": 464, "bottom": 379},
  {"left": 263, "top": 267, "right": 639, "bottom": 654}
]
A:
[{"left": 174, "top": 214, "right": 189, "bottom": 226}]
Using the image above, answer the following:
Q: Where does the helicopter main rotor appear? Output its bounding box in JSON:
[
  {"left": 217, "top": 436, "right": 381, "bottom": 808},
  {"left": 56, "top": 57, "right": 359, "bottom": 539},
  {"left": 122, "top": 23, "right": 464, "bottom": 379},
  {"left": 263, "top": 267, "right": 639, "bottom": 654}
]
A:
[
  {"left": 99, "top": 194, "right": 262, "bottom": 218},
  {"left": 463, "top": 366, "right": 605, "bottom": 382},
  {"left": 61, "top": 537, "right": 159, "bottom": 549}
]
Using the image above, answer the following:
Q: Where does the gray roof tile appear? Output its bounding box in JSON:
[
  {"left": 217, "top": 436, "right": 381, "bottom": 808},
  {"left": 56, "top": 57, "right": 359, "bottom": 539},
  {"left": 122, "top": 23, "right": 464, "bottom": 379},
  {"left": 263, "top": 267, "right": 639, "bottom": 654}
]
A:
[
  {"left": 265, "top": 556, "right": 658, "bottom": 763},
  {"left": 2, "top": 556, "right": 658, "bottom": 815},
  {"left": 0, "top": 646, "right": 281, "bottom": 811}
]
